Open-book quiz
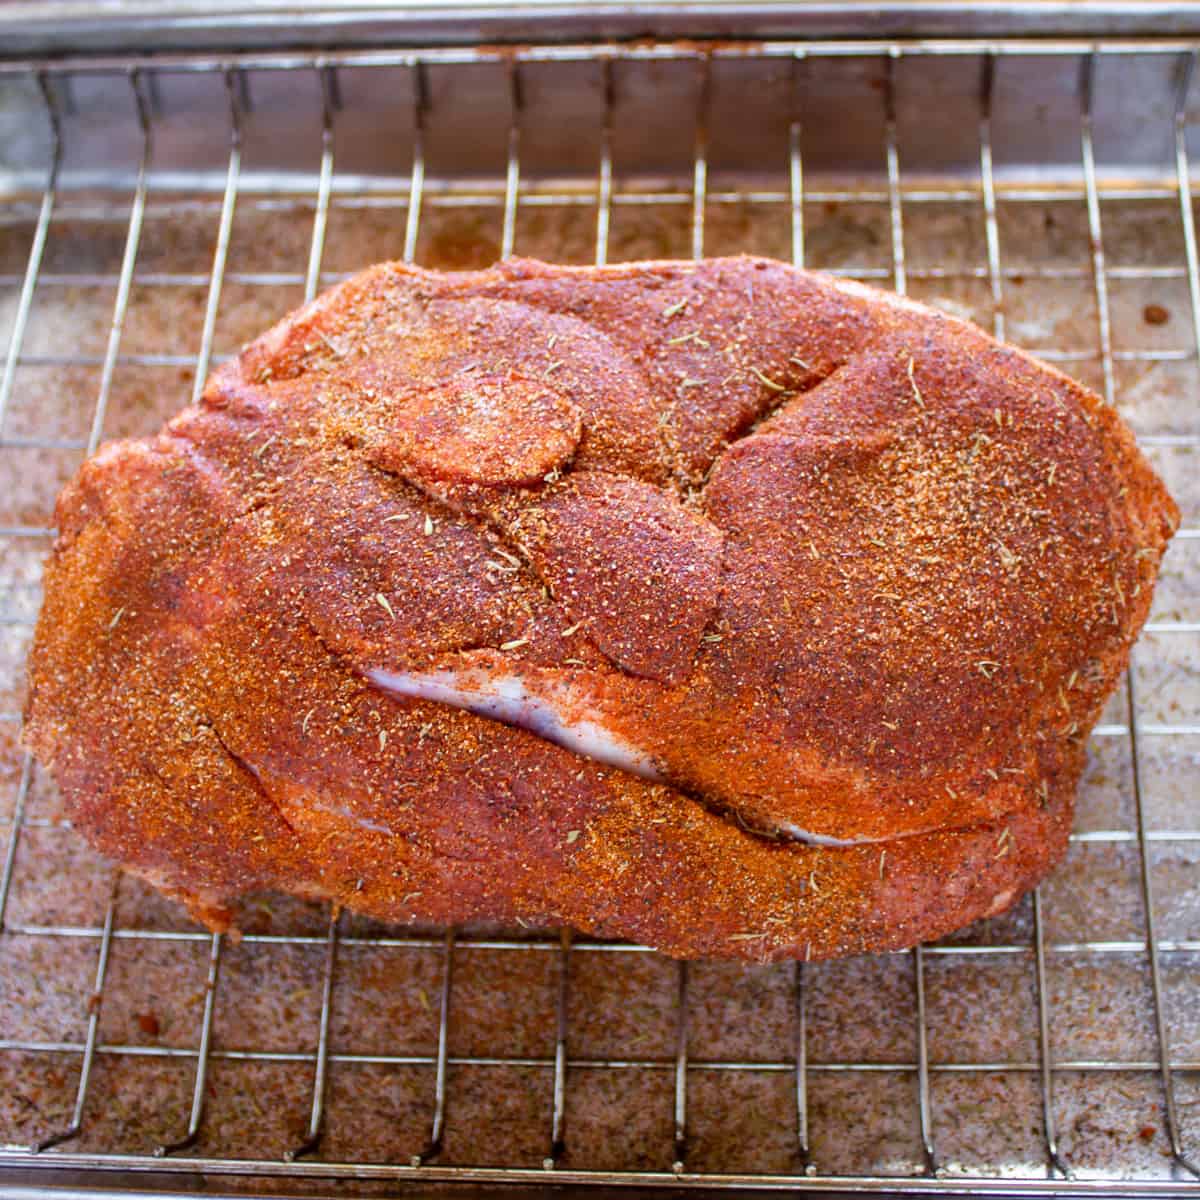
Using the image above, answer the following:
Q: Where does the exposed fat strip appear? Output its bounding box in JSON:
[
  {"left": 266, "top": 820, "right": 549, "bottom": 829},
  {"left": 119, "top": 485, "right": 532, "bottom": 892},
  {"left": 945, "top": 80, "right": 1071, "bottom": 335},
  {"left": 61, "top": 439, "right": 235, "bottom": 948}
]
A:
[
  {"left": 370, "top": 667, "right": 664, "bottom": 782},
  {"left": 369, "top": 666, "right": 885, "bottom": 848}
]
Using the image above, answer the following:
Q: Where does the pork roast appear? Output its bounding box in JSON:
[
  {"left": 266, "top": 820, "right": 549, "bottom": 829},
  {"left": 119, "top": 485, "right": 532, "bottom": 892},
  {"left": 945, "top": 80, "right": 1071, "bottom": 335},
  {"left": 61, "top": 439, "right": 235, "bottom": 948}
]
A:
[{"left": 23, "top": 257, "right": 1178, "bottom": 960}]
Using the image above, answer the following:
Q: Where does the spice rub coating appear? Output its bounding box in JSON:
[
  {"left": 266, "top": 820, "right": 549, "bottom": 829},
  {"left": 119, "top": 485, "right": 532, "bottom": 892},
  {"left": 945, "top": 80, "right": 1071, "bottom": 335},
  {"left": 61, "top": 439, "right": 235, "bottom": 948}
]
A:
[{"left": 23, "top": 256, "right": 1177, "bottom": 960}]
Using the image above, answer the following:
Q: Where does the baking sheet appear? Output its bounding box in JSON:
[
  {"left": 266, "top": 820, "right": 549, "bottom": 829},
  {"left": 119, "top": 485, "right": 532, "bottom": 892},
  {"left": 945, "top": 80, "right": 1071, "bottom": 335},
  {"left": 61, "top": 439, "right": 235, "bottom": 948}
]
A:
[{"left": 0, "top": 182, "right": 1197, "bottom": 1182}]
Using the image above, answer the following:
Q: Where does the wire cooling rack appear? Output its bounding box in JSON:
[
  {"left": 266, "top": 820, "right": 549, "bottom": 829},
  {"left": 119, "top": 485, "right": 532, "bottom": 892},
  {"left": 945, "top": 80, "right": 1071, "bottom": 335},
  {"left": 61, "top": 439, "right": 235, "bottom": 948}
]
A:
[{"left": 0, "top": 37, "right": 1199, "bottom": 1195}]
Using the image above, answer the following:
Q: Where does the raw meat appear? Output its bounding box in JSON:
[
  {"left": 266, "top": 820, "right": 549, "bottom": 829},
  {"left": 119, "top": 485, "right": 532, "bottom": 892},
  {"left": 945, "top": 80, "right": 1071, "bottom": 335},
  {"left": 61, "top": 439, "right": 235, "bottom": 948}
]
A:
[{"left": 22, "top": 257, "right": 1177, "bottom": 959}]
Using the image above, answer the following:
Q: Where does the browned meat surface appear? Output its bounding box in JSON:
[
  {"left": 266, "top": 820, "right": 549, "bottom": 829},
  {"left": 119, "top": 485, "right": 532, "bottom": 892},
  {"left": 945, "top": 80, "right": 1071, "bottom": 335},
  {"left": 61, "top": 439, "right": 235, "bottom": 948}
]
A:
[{"left": 22, "top": 257, "right": 1178, "bottom": 960}]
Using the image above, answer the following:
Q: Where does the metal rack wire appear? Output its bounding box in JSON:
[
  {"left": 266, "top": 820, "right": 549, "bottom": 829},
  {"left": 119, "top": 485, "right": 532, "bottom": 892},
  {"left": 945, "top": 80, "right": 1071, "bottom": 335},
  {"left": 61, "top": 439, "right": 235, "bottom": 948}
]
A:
[{"left": 0, "top": 37, "right": 1199, "bottom": 1194}]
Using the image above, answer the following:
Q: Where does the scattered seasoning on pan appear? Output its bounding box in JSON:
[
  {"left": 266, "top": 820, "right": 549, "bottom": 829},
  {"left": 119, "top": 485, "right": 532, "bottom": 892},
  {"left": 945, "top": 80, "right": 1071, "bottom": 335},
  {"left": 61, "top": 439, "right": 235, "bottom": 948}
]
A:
[
  {"left": 107, "top": 606, "right": 126, "bottom": 631},
  {"left": 561, "top": 620, "right": 585, "bottom": 637},
  {"left": 789, "top": 354, "right": 813, "bottom": 370},
  {"left": 1047, "top": 462, "right": 1058, "bottom": 486},
  {"left": 254, "top": 434, "right": 278, "bottom": 460},
  {"left": 500, "top": 637, "right": 529, "bottom": 651},
  {"left": 382, "top": 513, "right": 411, "bottom": 523},
  {"left": 1143, "top": 303, "right": 1169, "bottom": 326},
  {"left": 679, "top": 377, "right": 705, "bottom": 389},
  {"left": 302, "top": 708, "right": 316, "bottom": 735},
  {"left": 976, "top": 660, "right": 1001, "bottom": 679},
  {"left": 661, "top": 297, "right": 689, "bottom": 319},
  {"left": 881, "top": 719, "right": 899, "bottom": 730},
  {"left": 544, "top": 360, "right": 564, "bottom": 377}
]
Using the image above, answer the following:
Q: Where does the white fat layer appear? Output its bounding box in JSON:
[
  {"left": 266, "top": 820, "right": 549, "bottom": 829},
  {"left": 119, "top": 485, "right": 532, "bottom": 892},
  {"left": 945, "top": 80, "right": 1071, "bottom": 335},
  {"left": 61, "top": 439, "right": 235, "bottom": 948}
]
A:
[
  {"left": 367, "top": 667, "right": 896, "bottom": 849},
  {"left": 369, "top": 668, "right": 664, "bottom": 782},
  {"left": 775, "top": 820, "right": 867, "bottom": 848},
  {"left": 303, "top": 797, "right": 397, "bottom": 837}
]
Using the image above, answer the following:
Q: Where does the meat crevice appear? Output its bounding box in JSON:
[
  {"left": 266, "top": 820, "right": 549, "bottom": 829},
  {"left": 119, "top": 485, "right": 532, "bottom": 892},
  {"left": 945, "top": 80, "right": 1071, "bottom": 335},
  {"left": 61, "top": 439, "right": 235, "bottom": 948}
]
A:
[{"left": 202, "top": 719, "right": 300, "bottom": 840}]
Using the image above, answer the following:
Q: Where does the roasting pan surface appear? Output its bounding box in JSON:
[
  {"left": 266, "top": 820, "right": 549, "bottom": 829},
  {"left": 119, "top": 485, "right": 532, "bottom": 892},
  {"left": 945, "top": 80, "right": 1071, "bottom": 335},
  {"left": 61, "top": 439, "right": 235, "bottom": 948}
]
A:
[{"left": 0, "top": 32, "right": 1199, "bottom": 1197}]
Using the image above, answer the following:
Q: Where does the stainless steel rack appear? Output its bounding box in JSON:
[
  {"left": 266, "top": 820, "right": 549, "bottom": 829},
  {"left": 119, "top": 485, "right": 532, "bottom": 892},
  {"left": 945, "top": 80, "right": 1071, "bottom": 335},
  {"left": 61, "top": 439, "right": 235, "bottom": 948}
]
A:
[{"left": 0, "top": 35, "right": 1199, "bottom": 1196}]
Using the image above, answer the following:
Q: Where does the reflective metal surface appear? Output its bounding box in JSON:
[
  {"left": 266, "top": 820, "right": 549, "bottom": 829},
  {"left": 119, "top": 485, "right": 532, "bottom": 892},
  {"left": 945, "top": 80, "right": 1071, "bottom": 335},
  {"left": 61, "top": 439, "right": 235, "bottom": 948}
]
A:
[{"left": 1, "top": 30, "right": 1199, "bottom": 1198}]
